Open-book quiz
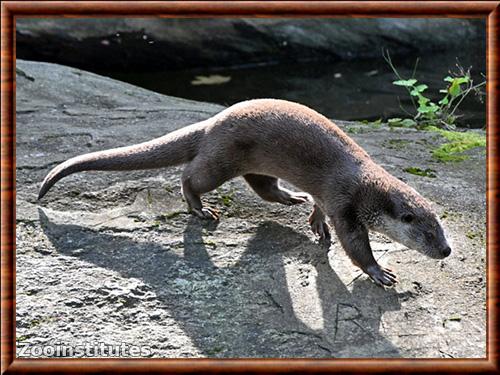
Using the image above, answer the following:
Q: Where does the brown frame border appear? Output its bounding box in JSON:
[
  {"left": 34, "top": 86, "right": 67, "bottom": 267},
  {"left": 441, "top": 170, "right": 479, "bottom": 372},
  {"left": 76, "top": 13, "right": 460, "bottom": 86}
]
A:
[{"left": 1, "top": 1, "right": 498, "bottom": 374}]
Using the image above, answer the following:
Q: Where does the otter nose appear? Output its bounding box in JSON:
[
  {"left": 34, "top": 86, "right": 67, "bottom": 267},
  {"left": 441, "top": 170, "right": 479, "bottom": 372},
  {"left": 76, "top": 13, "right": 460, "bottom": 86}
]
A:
[{"left": 442, "top": 246, "right": 451, "bottom": 257}]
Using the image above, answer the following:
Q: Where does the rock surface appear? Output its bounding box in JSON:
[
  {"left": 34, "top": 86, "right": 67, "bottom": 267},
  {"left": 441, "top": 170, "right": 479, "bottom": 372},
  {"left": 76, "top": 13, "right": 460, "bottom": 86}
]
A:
[
  {"left": 16, "top": 60, "right": 486, "bottom": 358},
  {"left": 16, "top": 18, "right": 485, "bottom": 71}
]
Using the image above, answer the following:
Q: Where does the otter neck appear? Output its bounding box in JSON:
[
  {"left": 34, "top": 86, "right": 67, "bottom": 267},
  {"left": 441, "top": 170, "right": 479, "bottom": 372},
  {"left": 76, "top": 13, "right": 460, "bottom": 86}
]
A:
[{"left": 356, "top": 190, "right": 386, "bottom": 229}]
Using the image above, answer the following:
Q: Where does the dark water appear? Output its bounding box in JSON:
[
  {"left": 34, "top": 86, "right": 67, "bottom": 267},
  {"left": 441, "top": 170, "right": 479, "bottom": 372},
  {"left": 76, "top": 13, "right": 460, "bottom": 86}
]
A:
[{"left": 101, "top": 49, "right": 486, "bottom": 129}]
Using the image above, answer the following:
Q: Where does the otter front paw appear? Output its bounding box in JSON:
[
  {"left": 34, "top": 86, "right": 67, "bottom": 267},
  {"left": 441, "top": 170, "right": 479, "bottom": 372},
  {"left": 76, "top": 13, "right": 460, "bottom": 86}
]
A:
[
  {"left": 366, "top": 265, "right": 397, "bottom": 287},
  {"left": 191, "top": 207, "right": 220, "bottom": 220},
  {"left": 309, "top": 217, "right": 331, "bottom": 244}
]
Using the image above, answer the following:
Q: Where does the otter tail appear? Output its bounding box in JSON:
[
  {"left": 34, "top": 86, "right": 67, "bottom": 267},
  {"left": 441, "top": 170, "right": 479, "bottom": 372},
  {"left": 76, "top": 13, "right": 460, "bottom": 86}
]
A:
[{"left": 38, "top": 121, "right": 207, "bottom": 200}]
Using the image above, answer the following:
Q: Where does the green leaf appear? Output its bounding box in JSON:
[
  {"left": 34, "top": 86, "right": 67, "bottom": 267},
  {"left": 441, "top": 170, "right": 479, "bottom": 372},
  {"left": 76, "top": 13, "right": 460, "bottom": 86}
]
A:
[
  {"left": 418, "top": 105, "right": 437, "bottom": 114},
  {"left": 418, "top": 96, "right": 430, "bottom": 105},
  {"left": 424, "top": 103, "right": 439, "bottom": 115},
  {"left": 387, "top": 118, "right": 404, "bottom": 127},
  {"left": 439, "top": 97, "right": 449, "bottom": 105},
  {"left": 444, "top": 75, "right": 469, "bottom": 86},
  {"left": 404, "top": 167, "right": 437, "bottom": 178},
  {"left": 393, "top": 79, "right": 417, "bottom": 87},
  {"left": 414, "top": 84, "right": 428, "bottom": 92},
  {"left": 455, "top": 77, "right": 470, "bottom": 85},
  {"left": 369, "top": 118, "right": 383, "bottom": 128},
  {"left": 400, "top": 119, "right": 417, "bottom": 127},
  {"left": 388, "top": 118, "right": 402, "bottom": 123},
  {"left": 448, "top": 79, "right": 461, "bottom": 97},
  {"left": 448, "top": 77, "right": 469, "bottom": 97},
  {"left": 359, "top": 118, "right": 382, "bottom": 128},
  {"left": 410, "top": 84, "right": 428, "bottom": 96}
]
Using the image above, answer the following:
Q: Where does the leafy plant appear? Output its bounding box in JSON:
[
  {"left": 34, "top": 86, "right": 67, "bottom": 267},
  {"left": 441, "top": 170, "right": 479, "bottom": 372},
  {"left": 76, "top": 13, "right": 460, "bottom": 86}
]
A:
[
  {"left": 404, "top": 167, "right": 437, "bottom": 178},
  {"left": 424, "top": 125, "right": 486, "bottom": 162},
  {"left": 383, "top": 50, "right": 485, "bottom": 129},
  {"left": 387, "top": 118, "right": 417, "bottom": 128},
  {"left": 360, "top": 118, "right": 383, "bottom": 128},
  {"left": 217, "top": 187, "right": 235, "bottom": 207}
]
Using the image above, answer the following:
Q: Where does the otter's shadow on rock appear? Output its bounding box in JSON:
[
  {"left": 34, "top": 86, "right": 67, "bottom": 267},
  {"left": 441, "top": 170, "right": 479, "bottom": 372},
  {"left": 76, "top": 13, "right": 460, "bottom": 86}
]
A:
[{"left": 38, "top": 208, "right": 404, "bottom": 357}]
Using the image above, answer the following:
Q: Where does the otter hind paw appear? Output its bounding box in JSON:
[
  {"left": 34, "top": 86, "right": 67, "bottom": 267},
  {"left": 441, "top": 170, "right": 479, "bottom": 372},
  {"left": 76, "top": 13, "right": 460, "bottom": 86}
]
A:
[
  {"left": 191, "top": 207, "right": 220, "bottom": 221},
  {"left": 366, "top": 266, "right": 397, "bottom": 287},
  {"left": 282, "top": 192, "right": 310, "bottom": 205}
]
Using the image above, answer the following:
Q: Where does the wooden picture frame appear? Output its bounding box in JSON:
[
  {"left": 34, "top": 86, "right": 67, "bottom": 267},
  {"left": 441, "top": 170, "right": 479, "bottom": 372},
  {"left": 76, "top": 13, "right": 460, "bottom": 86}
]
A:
[{"left": 1, "top": 1, "right": 498, "bottom": 373}]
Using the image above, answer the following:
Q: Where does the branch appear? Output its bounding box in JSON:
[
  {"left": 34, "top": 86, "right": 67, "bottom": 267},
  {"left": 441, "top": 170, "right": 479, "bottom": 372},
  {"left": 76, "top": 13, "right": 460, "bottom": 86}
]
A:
[{"left": 383, "top": 49, "right": 418, "bottom": 112}]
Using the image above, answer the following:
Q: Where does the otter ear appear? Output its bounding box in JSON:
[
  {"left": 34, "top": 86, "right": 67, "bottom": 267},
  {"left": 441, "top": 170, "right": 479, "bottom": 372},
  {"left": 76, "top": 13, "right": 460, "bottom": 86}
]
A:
[{"left": 383, "top": 192, "right": 398, "bottom": 219}]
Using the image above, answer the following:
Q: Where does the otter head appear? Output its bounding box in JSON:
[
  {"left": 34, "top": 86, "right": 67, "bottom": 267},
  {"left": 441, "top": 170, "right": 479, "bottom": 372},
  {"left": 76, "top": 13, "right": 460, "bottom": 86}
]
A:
[{"left": 370, "top": 186, "right": 452, "bottom": 259}]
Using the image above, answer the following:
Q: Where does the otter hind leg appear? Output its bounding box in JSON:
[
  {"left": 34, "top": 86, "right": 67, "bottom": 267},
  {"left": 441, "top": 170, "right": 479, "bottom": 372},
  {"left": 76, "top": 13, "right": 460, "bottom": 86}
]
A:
[
  {"left": 181, "top": 176, "right": 220, "bottom": 220},
  {"left": 244, "top": 174, "right": 310, "bottom": 206},
  {"left": 181, "top": 160, "right": 236, "bottom": 220}
]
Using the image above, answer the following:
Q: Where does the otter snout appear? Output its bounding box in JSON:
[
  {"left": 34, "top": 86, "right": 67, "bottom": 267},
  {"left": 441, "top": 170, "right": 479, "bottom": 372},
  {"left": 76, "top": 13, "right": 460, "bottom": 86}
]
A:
[
  {"left": 441, "top": 246, "right": 451, "bottom": 258},
  {"left": 426, "top": 245, "right": 452, "bottom": 259}
]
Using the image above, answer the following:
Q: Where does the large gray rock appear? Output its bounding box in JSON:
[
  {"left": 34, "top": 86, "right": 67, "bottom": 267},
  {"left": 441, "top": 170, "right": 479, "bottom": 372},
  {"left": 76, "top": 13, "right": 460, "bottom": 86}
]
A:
[
  {"left": 16, "top": 60, "right": 485, "bottom": 358},
  {"left": 17, "top": 18, "right": 484, "bottom": 71}
]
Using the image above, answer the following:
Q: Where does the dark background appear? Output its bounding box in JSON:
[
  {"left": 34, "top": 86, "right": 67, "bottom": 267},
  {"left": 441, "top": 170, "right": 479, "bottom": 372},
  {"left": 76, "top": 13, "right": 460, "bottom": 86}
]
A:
[{"left": 17, "top": 18, "right": 486, "bottom": 128}]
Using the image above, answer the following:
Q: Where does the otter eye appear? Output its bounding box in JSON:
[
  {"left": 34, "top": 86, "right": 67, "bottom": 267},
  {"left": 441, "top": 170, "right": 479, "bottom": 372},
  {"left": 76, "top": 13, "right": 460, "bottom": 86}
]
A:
[{"left": 402, "top": 214, "right": 414, "bottom": 223}]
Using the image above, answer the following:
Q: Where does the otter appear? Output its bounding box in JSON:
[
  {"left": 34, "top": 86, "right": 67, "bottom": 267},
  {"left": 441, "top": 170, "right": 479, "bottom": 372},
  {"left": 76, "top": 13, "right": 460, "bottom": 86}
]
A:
[{"left": 38, "top": 99, "right": 451, "bottom": 286}]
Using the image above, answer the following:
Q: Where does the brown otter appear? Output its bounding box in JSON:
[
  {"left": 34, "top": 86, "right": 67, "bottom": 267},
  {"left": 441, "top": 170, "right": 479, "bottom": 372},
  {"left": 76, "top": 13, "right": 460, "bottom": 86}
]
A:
[{"left": 38, "top": 99, "right": 451, "bottom": 286}]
